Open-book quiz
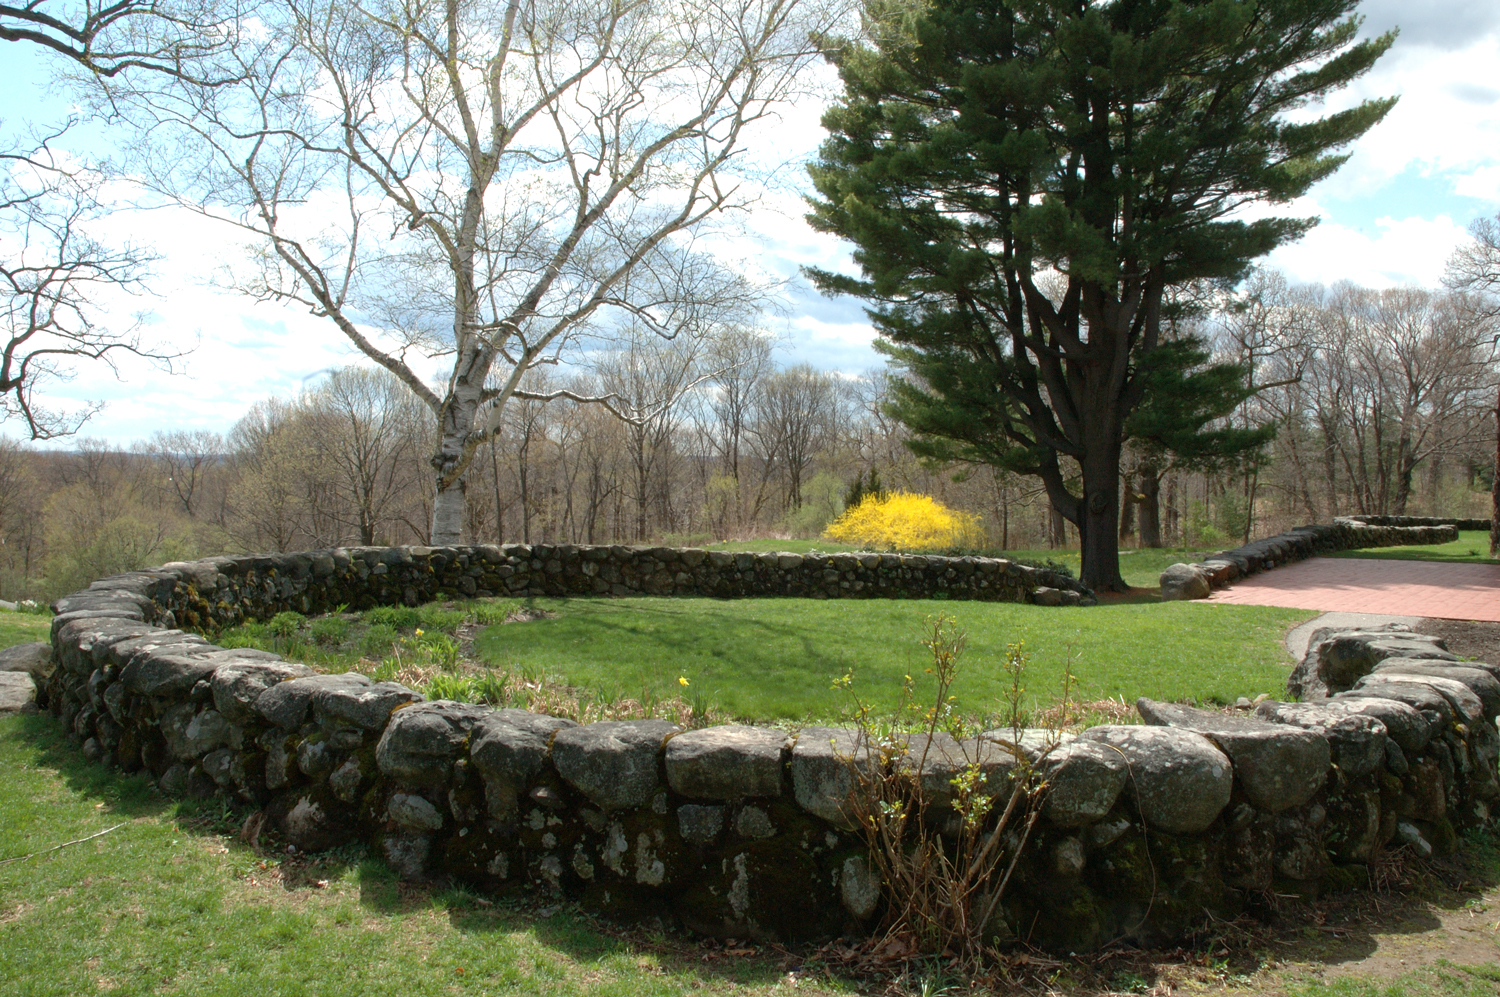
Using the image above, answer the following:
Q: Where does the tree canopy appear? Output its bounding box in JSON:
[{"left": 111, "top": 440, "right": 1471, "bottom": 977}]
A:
[{"left": 807, "top": 0, "right": 1395, "bottom": 590}]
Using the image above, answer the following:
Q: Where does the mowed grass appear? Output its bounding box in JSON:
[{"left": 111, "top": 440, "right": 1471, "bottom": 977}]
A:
[
  {"left": 4, "top": 616, "right": 1499, "bottom": 996},
  {"left": 0, "top": 608, "right": 51, "bottom": 648},
  {"left": 475, "top": 597, "right": 1315, "bottom": 722},
  {"left": 0, "top": 713, "right": 844, "bottom": 997},
  {"left": 1329, "top": 529, "right": 1499, "bottom": 565}
]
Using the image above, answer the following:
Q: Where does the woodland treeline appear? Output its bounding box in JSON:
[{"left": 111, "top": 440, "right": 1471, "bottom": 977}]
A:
[{"left": 0, "top": 271, "right": 1494, "bottom": 601}]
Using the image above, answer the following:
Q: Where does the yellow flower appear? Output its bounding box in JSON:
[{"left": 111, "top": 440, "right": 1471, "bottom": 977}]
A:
[
  {"left": 822, "top": 491, "right": 984, "bottom": 550},
  {"left": 679, "top": 676, "right": 690, "bottom": 687},
  {"left": 414, "top": 628, "right": 424, "bottom": 637}
]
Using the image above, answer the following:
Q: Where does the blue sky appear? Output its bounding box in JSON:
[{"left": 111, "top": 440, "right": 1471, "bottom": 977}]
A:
[{"left": 2, "top": 0, "right": 1499, "bottom": 445}]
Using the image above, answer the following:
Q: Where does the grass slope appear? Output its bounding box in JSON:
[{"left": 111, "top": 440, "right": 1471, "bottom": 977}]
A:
[
  {"left": 475, "top": 598, "right": 1315, "bottom": 722},
  {"left": 4, "top": 691, "right": 1499, "bottom": 996},
  {"left": 1329, "top": 530, "right": 1499, "bottom": 565},
  {"left": 0, "top": 609, "right": 51, "bottom": 648},
  {"left": 0, "top": 714, "right": 842, "bottom": 997}
]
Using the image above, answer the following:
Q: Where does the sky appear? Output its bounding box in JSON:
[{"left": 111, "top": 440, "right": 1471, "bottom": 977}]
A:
[{"left": 2, "top": 0, "right": 1499, "bottom": 446}]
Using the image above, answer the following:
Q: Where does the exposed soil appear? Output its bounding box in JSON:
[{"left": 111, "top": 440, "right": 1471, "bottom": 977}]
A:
[{"left": 1416, "top": 619, "right": 1500, "bottom": 666}]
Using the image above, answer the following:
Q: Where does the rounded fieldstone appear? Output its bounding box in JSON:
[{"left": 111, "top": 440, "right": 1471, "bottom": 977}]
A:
[
  {"left": 211, "top": 661, "right": 317, "bottom": 724},
  {"left": 257, "top": 673, "right": 373, "bottom": 729},
  {"left": 980, "top": 728, "right": 1076, "bottom": 761},
  {"left": 0, "top": 642, "right": 52, "bottom": 681},
  {"left": 551, "top": 719, "right": 679, "bottom": 811},
  {"left": 735, "top": 805, "right": 776, "bottom": 839},
  {"left": 1137, "top": 698, "right": 1329, "bottom": 812},
  {"left": 1254, "top": 700, "right": 1388, "bottom": 778},
  {"left": 840, "top": 855, "right": 881, "bottom": 920},
  {"left": 1372, "top": 661, "right": 1500, "bottom": 721},
  {"left": 376, "top": 700, "right": 493, "bottom": 786},
  {"left": 470, "top": 709, "right": 577, "bottom": 784},
  {"left": 389, "top": 792, "right": 444, "bottom": 831},
  {"left": 1078, "top": 725, "right": 1233, "bottom": 833},
  {"left": 0, "top": 671, "right": 36, "bottom": 714},
  {"left": 664, "top": 725, "right": 787, "bottom": 800},
  {"left": 120, "top": 646, "right": 221, "bottom": 698},
  {"left": 1326, "top": 695, "right": 1434, "bottom": 753},
  {"left": 181, "top": 708, "right": 234, "bottom": 758},
  {"left": 790, "top": 726, "right": 870, "bottom": 829},
  {"left": 1305, "top": 633, "right": 1456, "bottom": 697},
  {"left": 902, "top": 732, "right": 1019, "bottom": 808},
  {"left": 1160, "top": 563, "right": 1210, "bottom": 601},
  {"left": 1038, "top": 741, "right": 1128, "bottom": 827},
  {"left": 312, "top": 679, "right": 423, "bottom": 730},
  {"left": 677, "top": 803, "right": 724, "bottom": 843},
  {"left": 1351, "top": 674, "right": 1483, "bottom": 726}
]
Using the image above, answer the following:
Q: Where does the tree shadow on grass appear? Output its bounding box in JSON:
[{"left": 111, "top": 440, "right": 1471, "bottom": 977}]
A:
[
  {"left": 5, "top": 713, "right": 169, "bottom": 823},
  {"left": 7, "top": 717, "right": 804, "bottom": 989},
  {"left": 14, "top": 711, "right": 1500, "bottom": 994}
]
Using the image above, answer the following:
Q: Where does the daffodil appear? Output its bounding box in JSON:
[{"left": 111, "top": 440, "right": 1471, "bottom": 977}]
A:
[
  {"left": 678, "top": 676, "right": 689, "bottom": 687},
  {"left": 414, "top": 628, "right": 425, "bottom": 637}
]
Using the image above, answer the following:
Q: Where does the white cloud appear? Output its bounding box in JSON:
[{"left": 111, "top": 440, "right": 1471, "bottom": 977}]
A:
[
  {"left": 8, "top": 3, "right": 1500, "bottom": 447},
  {"left": 1265, "top": 213, "right": 1471, "bottom": 289},
  {"left": 1292, "top": 32, "right": 1500, "bottom": 211}
]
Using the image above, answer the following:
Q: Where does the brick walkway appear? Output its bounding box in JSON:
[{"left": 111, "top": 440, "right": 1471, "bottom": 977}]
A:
[{"left": 1205, "top": 557, "right": 1500, "bottom": 622}]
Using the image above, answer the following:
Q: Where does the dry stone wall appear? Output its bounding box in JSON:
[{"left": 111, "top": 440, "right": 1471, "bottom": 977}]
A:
[
  {"left": 46, "top": 543, "right": 1093, "bottom": 636},
  {"left": 1160, "top": 519, "right": 1460, "bottom": 600},
  {"left": 33, "top": 546, "right": 1500, "bottom": 953},
  {"left": 1347, "top": 515, "right": 1491, "bottom": 532}
]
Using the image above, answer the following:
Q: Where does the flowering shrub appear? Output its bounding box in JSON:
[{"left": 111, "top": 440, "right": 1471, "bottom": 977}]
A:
[{"left": 822, "top": 491, "right": 984, "bottom": 550}]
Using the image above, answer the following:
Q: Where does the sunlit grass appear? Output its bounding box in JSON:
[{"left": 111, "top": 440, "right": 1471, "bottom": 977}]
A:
[
  {"left": 475, "top": 596, "right": 1314, "bottom": 722},
  {"left": 0, "top": 713, "right": 848, "bottom": 997},
  {"left": 0, "top": 608, "right": 51, "bottom": 649}
]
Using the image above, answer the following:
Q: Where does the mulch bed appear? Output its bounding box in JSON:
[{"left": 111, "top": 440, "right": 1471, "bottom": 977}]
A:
[{"left": 1416, "top": 619, "right": 1500, "bottom": 665}]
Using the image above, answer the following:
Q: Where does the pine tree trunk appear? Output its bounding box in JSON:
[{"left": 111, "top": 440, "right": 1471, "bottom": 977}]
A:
[
  {"left": 1078, "top": 449, "right": 1127, "bottom": 592},
  {"left": 1138, "top": 470, "right": 1162, "bottom": 548}
]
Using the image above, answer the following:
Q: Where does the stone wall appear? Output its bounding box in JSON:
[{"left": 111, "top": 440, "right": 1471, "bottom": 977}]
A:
[
  {"left": 1159, "top": 520, "right": 1460, "bottom": 600},
  {"left": 1346, "top": 515, "right": 1491, "bottom": 532},
  {"left": 34, "top": 547, "right": 1500, "bottom": 953},
  {"left": 48, "top": 543, "right": 1093, "bottom": 637}
]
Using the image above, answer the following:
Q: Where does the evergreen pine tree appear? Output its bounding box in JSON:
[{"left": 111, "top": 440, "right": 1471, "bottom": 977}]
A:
[{"left": 807, "top": 0, "right": 1395, "bottom": 590}]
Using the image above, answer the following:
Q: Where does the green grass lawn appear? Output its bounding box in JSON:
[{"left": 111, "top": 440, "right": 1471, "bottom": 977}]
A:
[
  {"left": 0, "top": 713, "right": 840, "bottom": 997},
  {"left": 475, "top": 597, "right": 1315, "bottom": 722},
  {"left": 992, "top": 546, "right": 1219, "bottom": 588},
  {"left": 3, "top": 675, "right": 1498, "bottom": 997},
  {"left": 0, "top": 608, "right": 52, "bottom": 648},
  {"left": 1329, "top": 530, "right": 1499, "bottom": 565},
  {"left": 5, "top": 599, "right": 1499, "bottom": 995}
]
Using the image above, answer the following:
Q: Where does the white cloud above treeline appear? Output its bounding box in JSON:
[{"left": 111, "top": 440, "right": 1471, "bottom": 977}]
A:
[{"left": 3, "top": 0, "right": 1499, "bottom": 444}]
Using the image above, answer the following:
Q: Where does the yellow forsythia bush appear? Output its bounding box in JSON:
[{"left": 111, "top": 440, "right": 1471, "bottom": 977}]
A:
[{"left": 822, "top": 491, "right": 985, "bottom": 550}]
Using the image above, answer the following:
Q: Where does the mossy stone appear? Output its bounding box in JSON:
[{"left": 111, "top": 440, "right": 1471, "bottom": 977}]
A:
[{"left": 1321, "top": 863, "right": 1366, "bottom": 893}]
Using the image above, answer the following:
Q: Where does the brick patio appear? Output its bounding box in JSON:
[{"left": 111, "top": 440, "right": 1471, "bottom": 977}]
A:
[{"left": 1204, "top": 557, "right": 1500, "bottom": 622}]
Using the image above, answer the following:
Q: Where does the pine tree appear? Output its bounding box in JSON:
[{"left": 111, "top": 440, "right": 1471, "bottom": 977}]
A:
[{"left": 807, "top": 0, "right": 1395, "bottom": 590}]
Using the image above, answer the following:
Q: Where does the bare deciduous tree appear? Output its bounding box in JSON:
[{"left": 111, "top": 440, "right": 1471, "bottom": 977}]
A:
[
  {"left": 1, "top": 0, "right": 243, "bottom": 79},
  {"left": 1446, "top": 214, "right": 1500, "bottom": 556},
  {"left": 113, "top": 0, "right": 829, "bottom": 544},
  {"left": 307, "top": 366, "right": 427, "bottom": 545},
  {"left": 139, "top": 428, "right": 224, "bottom": 518},
  {"left": 1, "top": 128, "right": 177, "bottom": 439}
]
